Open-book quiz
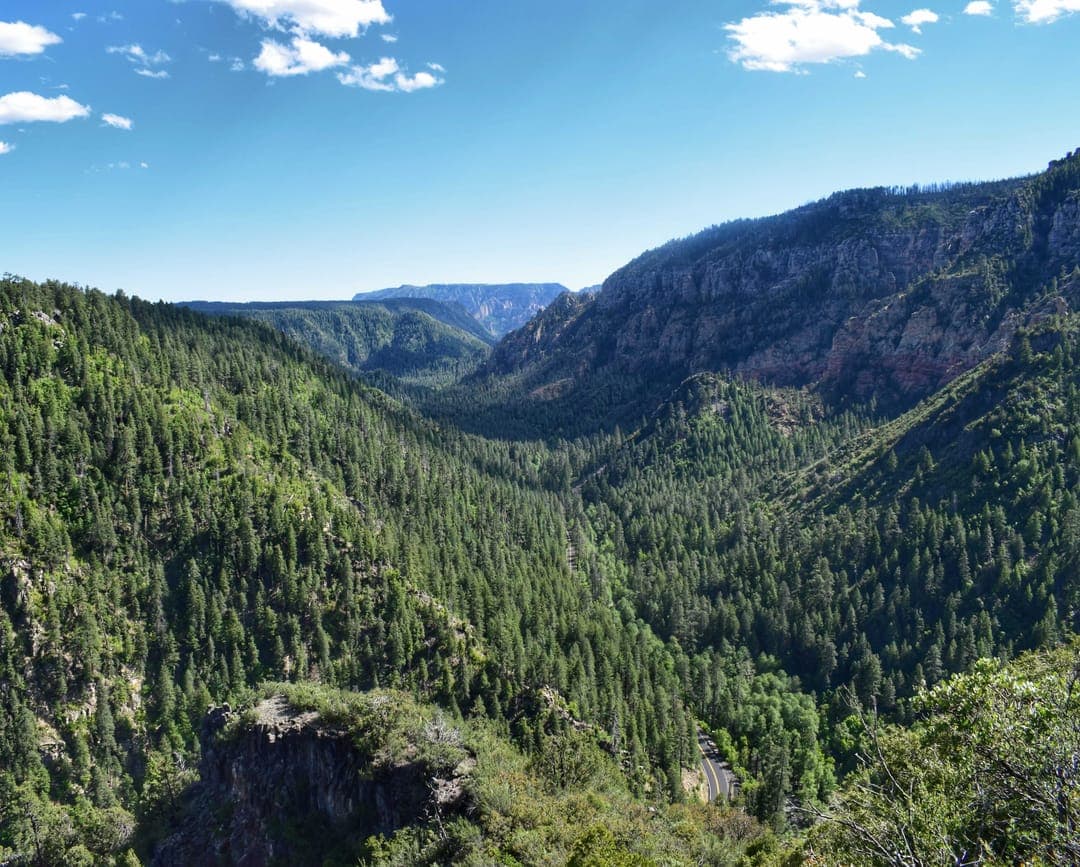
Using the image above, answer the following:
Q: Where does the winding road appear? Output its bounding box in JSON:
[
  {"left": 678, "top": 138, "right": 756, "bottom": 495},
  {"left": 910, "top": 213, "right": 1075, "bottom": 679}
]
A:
[{"left": 697, "top": 729, "right": 737, "bottom": 803}]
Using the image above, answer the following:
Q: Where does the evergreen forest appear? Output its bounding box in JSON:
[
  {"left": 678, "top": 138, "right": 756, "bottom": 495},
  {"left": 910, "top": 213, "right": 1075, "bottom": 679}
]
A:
[{"left": 4, "top": 151, "right": 1080, "bottom": 865}]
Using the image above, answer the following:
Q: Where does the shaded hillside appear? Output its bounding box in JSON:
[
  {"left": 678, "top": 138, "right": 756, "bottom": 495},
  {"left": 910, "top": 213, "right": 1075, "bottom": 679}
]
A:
[
  {"left": 477, "top": 150, "right": 1080, "bottom": 436},
  {"left": 357, "top": 283, "right": 567, "bottom": 337},
  {"left": 182, "top": 299, "right": 493, "bottom": 387}
]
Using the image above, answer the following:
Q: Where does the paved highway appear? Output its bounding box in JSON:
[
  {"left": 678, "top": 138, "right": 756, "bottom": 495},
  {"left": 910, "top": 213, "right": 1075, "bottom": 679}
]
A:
[{"left": 697, "top": 729, "right": 737, "bottom": 803}]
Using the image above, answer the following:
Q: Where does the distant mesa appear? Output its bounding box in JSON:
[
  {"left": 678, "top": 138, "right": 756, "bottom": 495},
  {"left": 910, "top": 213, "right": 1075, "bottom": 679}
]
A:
[{"left": 355, "top": 283, "right": 568, "bottom": 338}]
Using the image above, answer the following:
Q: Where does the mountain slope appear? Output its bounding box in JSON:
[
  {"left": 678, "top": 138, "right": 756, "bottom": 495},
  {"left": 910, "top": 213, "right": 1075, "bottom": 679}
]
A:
[
  {"left": 568, "top": 312, "right": 1080, "bottom": 812},
  {"left": 477, "top": 150, "right": 1080, "bottom": 435},
  {"left": 182, "top": 299, "right": 493, "bottom": 386},
  {"left": 357, "top": 283, "right": 568, "bottom": 337},
  {"left": 0, "top": 277, "right": 699, "bottom": 864}
]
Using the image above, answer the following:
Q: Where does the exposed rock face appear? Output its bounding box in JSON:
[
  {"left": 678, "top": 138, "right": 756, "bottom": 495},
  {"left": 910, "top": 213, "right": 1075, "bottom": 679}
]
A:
[
  {"left": 1050, "top": 193, "right": 1080, "bottom": 260},
  {"left": 489, "top": 290, "right": 595, "bottom": 372},
  {"left": 484, "top": 152, "right": 1080, "bottom": 423},
  {"left": 152, "top": 697, "right": 472, "bottom": 867}
]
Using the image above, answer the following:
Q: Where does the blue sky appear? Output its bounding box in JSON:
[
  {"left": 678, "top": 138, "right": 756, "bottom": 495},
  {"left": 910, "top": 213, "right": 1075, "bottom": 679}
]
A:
[{"left": 1, "top": 0, "right": 1079, "bottom": 302}]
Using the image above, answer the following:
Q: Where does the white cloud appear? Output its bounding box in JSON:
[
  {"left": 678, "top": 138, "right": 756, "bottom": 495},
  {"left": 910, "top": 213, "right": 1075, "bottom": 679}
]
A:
[
  {"left": 427, "top": 61, "right": 445, "bottom": 72},
  {"left": 854, "top": 69, "right": 867, "bottom": 77},
  {"left": 208, "top": 53, "right": 222, "bottom": 62},
  {"left": 109, "top": 43, "right": 173, "bottom": 79},
  {"left": 337, "top": 56, "right": 443, "bottom": 92},
  {"left": 231, "top": 58, "right": 245, "bottom": 71},
  {"left": 901, "top": 8, "right": 939, "bottom": 31},
  {"left": 217, "top": 0, "right": 391, "bottom": 38},
  {"left": 98, "top": 11, "right": 124, "bottom": 23},
  {"left": 884, "top": 41, "right": 921, "bottom": 58},
  {"left": 254, "top": 36, "right": 349, "bottom": 76},
  {"left": 102, "top": 112, "right": 133, "bottom": 130},
  {"left": 381, "top": 33, "right": 398, "bottom": 42},
  {"left": 725, "top": 0, "right": 920, "bottom": 73},
  {"left": 1015, "top": 0, "right": 1080, "bottom": 21},
  {"left": 108, "top": 43, "right": 171, "bottom": 67},
  {"left": 72, "top": 13, "right": 88, "bottom": 21},
  {"left": 394, "top": 70, "right": 440, "bottom": 92},
  {"left": 0, "top": 141, "right": 13, "bottom": 154},
  {"left": 140, "top": 161, "right": 149, "bottom": 169},
  {"left": 338, "top": 55, "right": 398, "bottom": 90},
  {"left": 0, "top": 91, "right": 91, "bottom": 124},
  {"left": 963, "top": 0, "right": 994, "bottom": 12},
  {"left": 0, "top": 20, "right": 63, "bottom": 57}
]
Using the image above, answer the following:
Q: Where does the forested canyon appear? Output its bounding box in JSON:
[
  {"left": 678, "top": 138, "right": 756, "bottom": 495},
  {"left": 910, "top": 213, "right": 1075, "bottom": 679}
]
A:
[{"left": 4, "top": 149, "right": 1080, "bottom": 865}]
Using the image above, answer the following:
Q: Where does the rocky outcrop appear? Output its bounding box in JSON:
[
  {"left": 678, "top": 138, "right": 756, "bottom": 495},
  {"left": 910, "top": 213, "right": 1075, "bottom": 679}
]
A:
[
  {"left": 489, "top": 290, "right": 595, "bottom": 373},
  {"left": 152, "top": 696, "right": 474, "bottom": 867},
  {"left": 1050, "top": 193, "right": 1080, "bottom": 261},
  {"left": 482, "top": 151, "right": 1080, "bottom": 422}
]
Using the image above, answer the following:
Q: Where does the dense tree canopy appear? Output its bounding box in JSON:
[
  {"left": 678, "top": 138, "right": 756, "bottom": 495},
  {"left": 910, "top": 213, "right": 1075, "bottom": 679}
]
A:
[{"left": 3, "top": 271, "right": 1080, "bottom": 862}]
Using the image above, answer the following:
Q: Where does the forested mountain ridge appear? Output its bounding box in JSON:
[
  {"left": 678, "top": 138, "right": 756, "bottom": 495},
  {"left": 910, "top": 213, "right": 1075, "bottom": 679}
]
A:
[
  {"left": 0, "top": 277, "right": 706, "bottom": 864},
  {"left": 477, "top": 149, "right": 1080, "bottom": 436},
  {"left": 356, "top": 283, "right": 568, "bottom": 337},
  {"left": 798, "top": 296, "right": 1079, "bottom": 512},
  {"left": 181, "top": 298, "right": 493, "bottom": 387}
]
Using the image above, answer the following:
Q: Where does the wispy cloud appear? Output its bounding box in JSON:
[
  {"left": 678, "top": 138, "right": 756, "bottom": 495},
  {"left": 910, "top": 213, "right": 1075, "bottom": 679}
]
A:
[
  {"left": 0, "top": 91, "right": 91, "bottom": 124},
  {"left": 901, "top": 8, "right": 939, "bottom": 32},
  {"left": 254, "top": 37, "right": 350, "bottom": 76},
  {"left": 217, "top": 0, "right": 391, "bottom": 39},
  {"left": 337, "top": 56, "right": 399, "bottom": 91},
  {"left": 108, "top": 44, "right": 173, "bottom": 79},
  {"left": 102, "top": 112, "right": 133, "bottom": 130},
  {"left": 381, "top": 33, "right": 398, "bottom": 43},
  {"left": 725, "top": 0, "right": 920, "bottom": 73},
  {"left": 1014, "top": 0, "right": 1080, "bottom": 22},
  {"left": 337, "top": 56, "right": 443, "bottom": 92},
  {"left": 0, "top": 141, "right": 13, "bottom": 154},
  {"left": 72, "top": 13, "right": 87, "bottom": 22},
  {"left": 0, "top": 20, "right": 63, "bottom": 57},
  {"left": 108, "top": 43, "right": 171, "bottom": 66}
]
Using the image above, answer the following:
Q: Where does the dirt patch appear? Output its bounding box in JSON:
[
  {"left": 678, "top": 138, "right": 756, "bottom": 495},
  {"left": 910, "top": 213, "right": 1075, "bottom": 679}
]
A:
[{"left": 682, "top": 767, "right": 708, "bottom": 804}]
